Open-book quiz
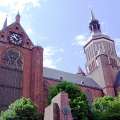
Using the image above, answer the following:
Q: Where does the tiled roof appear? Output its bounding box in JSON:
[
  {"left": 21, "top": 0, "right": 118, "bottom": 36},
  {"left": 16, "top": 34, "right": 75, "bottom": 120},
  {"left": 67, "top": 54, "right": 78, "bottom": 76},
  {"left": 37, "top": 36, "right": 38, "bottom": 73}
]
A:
[{"left": 43, "top": 67, "right": 101, "bottom": 90}]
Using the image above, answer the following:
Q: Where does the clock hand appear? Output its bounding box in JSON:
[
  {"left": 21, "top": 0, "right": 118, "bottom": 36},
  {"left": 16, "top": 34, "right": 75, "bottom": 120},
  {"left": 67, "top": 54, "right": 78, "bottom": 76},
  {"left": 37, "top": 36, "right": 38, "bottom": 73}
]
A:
[{"left": 12, "top": 35, "right": 17, "bottom": 40}]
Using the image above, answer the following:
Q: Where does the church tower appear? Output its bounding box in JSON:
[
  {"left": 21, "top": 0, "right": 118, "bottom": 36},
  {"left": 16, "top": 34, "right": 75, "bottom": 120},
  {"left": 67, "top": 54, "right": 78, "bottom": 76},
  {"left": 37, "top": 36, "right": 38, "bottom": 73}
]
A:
[{"left": 84, "top": 11, "right": 120, "bottom": 96}]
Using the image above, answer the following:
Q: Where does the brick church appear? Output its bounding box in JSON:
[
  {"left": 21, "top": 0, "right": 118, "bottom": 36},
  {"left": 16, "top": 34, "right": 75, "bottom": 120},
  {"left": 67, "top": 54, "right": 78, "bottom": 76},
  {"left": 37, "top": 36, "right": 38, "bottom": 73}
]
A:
[{"left": 0, "top": 12, "right": 120, "bottom": 113}]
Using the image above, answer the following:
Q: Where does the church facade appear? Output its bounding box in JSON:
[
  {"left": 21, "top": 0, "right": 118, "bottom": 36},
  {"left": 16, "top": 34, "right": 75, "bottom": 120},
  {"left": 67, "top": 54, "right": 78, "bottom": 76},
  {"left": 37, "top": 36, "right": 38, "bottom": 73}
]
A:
[{"left": 0, "top": 12, "right": 120, "bottom": 113}]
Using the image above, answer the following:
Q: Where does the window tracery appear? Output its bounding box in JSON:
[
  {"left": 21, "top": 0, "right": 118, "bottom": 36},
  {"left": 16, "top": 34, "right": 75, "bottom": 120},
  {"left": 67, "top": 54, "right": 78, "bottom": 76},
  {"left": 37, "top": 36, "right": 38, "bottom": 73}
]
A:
[{"left": 2, "top": 49, "right": 23, "bottom": 70}]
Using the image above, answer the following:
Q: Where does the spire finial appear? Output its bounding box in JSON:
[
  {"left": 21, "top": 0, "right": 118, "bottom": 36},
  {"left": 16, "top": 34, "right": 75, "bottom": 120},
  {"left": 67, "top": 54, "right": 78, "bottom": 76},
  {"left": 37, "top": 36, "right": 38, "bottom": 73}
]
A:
[
  {"left": 2, "top": 15, "right": 7, "bottom": 30},
  {"left": 89, "top": 10, "right": 101, "bottom": 34},
  {"left": 15, "top": 11, "right": 20, "bottom": 23},
  {"left": 91, "top": 10, "right": 96, "bottom": 20}
]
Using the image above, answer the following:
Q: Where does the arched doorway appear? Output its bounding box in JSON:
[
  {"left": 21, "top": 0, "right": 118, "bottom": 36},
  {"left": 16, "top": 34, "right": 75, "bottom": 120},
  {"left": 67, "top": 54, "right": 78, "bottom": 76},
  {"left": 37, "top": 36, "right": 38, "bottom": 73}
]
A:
[{"left": 53, "top": 103, "right": 60, "bottom": 120}]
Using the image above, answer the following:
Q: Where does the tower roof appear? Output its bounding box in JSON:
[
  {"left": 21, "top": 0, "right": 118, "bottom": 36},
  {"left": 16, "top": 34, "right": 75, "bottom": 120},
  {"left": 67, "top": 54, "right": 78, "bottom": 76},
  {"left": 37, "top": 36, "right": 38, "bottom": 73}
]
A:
[{"left": 89, "top": 11, "right": 101, "bottom": 34}]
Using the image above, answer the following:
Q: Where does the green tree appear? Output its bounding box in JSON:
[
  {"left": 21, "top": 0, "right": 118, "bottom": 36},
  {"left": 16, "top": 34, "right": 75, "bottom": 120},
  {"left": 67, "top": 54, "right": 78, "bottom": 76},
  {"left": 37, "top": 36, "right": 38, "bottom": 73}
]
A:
[
  {"left": 0, "top": 97, "right": 43, "bottom": 120},
  {"left": 92, "top": 95, "right": 120, "bottom": 120},
  {"left": 48, "top": 81, "right": 89, "bottom": 120}
]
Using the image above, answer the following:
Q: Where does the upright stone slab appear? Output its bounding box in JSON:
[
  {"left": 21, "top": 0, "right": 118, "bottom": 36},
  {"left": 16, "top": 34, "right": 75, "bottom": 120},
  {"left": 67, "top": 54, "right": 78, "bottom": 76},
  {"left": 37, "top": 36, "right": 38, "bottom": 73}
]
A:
[{"left": 44, "top": 92, "right": 73, "bottom": 120}]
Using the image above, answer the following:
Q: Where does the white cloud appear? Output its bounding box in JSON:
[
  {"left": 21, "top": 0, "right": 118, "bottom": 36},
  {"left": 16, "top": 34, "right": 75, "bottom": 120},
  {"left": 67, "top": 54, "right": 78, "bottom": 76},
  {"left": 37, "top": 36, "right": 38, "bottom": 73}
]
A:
[
  {"left": 0, "top": 0, "right": 45, "bottom": 29},
  {"left": 72, "top": 34, "right": 88, "bottom": 46},
  {"left": 0, "top": 0, "right": 42, "bottom": 13},
  {"left": 26, "top": 27, "right": 33, "bottom": 35},
  {"left": 43, "top": 47, "right": 64, "bottom": 69}
]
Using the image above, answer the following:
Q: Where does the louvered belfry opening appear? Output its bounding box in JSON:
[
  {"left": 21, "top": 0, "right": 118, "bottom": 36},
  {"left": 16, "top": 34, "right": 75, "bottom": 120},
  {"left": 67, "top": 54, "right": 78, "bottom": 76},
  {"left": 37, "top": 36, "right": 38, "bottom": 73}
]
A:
[{"left": 0, "top": 49, "right": 23, "bottom": 111}]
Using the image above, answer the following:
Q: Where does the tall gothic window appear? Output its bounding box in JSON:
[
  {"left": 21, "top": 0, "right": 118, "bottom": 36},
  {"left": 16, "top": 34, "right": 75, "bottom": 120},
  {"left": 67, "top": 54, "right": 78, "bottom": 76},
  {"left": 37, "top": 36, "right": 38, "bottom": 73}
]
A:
[{"left": 0, "top": 49, "right": 23, "bottom": 111}]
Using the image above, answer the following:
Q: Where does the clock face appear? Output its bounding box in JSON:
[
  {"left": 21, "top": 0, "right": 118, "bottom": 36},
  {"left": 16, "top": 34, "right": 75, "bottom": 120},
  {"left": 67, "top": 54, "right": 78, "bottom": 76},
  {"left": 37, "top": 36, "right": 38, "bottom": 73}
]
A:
[{"left": 9, "top": 32, "right": 22, "bottom": 45}]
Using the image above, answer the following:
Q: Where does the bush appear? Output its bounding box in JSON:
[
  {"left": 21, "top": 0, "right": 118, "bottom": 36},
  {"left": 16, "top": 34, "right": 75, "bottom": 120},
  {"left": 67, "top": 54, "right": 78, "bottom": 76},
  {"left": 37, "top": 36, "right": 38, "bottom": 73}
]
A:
[
  {"left": 0, "top": 97, "right": 43, "bottom": 120},
  {"left": 92, "top": 95, "right": 120, "bottom": 120}
]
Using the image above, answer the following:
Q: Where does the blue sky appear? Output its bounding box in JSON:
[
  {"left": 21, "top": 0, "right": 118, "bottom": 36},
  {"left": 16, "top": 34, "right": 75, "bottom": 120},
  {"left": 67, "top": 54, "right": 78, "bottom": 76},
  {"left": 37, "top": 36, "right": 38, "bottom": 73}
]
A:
[{"left": 0, "top": 0, "right": 120, "bottom": 73}]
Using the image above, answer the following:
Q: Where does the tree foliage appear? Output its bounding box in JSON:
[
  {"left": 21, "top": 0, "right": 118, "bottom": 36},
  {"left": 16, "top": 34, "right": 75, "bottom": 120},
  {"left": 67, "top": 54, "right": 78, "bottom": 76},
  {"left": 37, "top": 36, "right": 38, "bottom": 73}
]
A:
[
  {"left": 0, "top": 97, "right": 43, "bottom": 120},
  {"left": 92, "top": 95, "right": 120, "bottom": 120},
  {"left": 48, "top": 81, "right": 89, "bottom": 120}
]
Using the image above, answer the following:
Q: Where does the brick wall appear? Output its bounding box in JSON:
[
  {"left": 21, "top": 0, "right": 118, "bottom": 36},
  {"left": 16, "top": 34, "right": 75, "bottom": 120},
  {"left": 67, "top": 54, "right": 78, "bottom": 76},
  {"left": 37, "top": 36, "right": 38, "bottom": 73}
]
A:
[{"left": 43, "top": 78, "right": 103, "bottom": 107}]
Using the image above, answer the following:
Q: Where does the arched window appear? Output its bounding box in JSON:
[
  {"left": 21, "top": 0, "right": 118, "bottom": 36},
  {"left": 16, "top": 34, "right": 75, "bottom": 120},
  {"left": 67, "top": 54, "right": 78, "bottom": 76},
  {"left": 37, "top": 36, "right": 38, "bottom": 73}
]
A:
[{"left": 2, "top": 49, "right": 23, "bottom": 70}]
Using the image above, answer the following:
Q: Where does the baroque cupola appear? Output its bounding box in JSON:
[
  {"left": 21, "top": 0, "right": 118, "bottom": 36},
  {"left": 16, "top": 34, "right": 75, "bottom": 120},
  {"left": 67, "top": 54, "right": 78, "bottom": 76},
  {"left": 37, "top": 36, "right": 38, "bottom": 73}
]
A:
[{"left": 89, "top": 10, "right": 101, "bottom": 35}]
